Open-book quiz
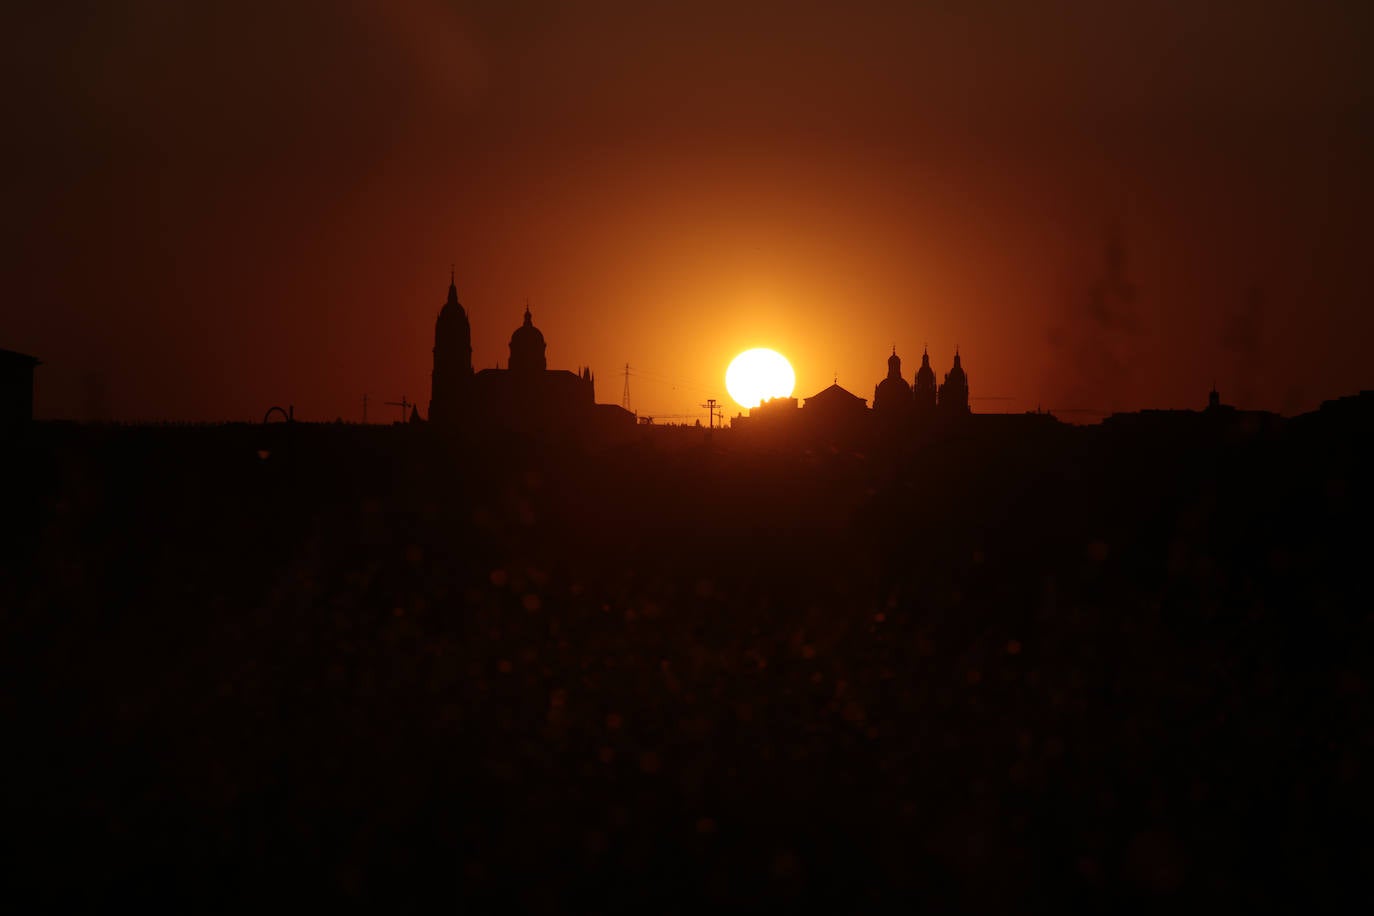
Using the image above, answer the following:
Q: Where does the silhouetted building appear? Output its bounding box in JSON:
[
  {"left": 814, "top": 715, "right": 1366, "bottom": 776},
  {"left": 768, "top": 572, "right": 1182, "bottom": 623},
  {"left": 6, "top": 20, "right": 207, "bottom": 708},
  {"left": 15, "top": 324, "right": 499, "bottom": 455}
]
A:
[
  {"left": 731, "top": 395, "right": 799, "bottom": 433},
  {"left": 428, "top": 274, "right": 473, "bottom": 425},
  {"left": 429, "top": 277, "right": 631, "bottom": 436},
  {"left": 0, "top": 349, "right": 40, "bottom": 428},
  {"left": 469, "top": 306, "right": 596, "bottom": 433},
  {"left": 805, "top": 383, "right": 867, "bottom": 416},
  {"left": 913, "top": 347, "right": 937, "bottom": 411},
  {"left": 873, "top": 348, "right": 912, "bottom": 416},
  {"left": 1102, "top": 387, "right": 1282, "bottom": 440},
  {"left": 753, "top": 396, "right": 800, "bottom": 419},
  {"left": 802, "top": 382, "right": 869, "bottom": 442},
  {"left": 938, "top": 351, "right": 970, "bottom": 414}
]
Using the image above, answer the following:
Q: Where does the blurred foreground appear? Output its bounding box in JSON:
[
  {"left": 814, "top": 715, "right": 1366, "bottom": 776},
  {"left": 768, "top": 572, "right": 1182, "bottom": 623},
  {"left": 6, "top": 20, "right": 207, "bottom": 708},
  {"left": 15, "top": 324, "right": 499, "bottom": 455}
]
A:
[{"left": 1, "top": 415, "right": 1370, "bottom": 909}]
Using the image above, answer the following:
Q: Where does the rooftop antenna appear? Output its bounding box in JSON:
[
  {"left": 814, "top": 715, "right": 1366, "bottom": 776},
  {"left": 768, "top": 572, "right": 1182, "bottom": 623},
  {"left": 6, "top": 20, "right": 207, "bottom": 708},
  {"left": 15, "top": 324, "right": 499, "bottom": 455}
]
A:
[{"left": 622, "top": 363, "right": 631, "bottom": 411}]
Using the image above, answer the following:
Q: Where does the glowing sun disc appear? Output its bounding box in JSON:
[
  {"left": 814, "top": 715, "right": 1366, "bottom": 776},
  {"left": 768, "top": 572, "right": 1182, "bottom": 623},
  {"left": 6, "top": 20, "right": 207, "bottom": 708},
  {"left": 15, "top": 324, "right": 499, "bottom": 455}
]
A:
[{"left": 726, "top": 348, "right": 796, "bottom": 409}]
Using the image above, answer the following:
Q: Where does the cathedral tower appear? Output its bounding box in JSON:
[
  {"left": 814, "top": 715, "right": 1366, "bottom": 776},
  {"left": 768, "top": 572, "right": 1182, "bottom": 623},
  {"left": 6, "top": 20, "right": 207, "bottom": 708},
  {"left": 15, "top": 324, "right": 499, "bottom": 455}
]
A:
[
  {"left": 873, "top": 347, "right": 913, "bottom": 414},
  {"left": 913, "top": 346, "right": 937, "bottom": 410},
  {"left": 429, "top": 272, "right": 473, "bottom": 424},
  {"left": 937, "top": 350, "right": 970, "bottom": 414}
]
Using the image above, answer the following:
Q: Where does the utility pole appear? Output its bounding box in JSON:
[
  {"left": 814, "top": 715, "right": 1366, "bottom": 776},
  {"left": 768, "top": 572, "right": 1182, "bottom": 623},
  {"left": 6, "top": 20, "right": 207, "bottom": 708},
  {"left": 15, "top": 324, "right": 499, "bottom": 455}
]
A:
[
  {"left": 700, "top": 398, "right": 720, "bottom": 430},
  {"left": 622, "top": 363, "right": 631, "bottom": 411}
]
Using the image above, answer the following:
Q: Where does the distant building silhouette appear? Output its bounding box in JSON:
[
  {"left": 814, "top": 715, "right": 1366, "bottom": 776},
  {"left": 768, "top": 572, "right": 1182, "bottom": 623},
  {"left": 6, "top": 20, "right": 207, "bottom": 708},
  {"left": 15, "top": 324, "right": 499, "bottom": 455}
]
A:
[
  {"left": 803, "top": 382, "right": 868, "bottom": 440},
  {"left": 428, "top": 274, "right": 473, "bottom": 425},
  {"left": 805, "top": 382, "right": 868, "bottom": 416},
  {"left": 938, "top": 350, "right": 970, "bottom": 414},
  {"left": 913, "top": 347, "right": 937, "bottom": 411},
  {"left": 428, "top": 276, "right": 631, "bottom": 435},
  {"left": 1102, "top": 386, "right": 1282, "bottom": 439},
  {"left": 873, "top": 348, "right": 912, "bottom": 416},
  {"left": 0, "top": 349, "right": 40, "bottom": 428},
  {"left": 735, "top": 348, "right": 984, "bottom": 442}
]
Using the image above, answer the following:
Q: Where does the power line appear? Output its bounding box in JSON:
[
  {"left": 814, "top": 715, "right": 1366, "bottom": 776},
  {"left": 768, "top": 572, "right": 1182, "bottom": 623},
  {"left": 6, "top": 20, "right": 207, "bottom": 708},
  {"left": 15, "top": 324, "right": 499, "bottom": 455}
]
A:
[{"left": 625, "top": 366, "right": 724, "bottom": 398}]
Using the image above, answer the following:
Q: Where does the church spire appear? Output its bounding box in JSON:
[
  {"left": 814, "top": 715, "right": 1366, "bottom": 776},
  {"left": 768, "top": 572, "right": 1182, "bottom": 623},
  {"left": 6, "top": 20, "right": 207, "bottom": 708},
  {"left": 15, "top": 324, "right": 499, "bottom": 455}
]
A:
[{"left": 445, "top": 267, "right": 459, "bottom": 307}]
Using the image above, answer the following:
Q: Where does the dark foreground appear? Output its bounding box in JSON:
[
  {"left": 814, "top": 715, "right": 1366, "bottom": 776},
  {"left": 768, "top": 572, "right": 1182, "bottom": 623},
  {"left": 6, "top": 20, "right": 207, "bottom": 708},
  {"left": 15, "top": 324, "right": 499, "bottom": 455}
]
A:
[{"left": 2, "top": 414, "right": 1370, "bottom": 910}]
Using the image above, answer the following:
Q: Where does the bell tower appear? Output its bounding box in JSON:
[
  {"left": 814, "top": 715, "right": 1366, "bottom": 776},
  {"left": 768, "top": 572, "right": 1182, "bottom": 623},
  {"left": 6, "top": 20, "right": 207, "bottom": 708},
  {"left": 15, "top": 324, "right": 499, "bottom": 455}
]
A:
[{"left": 429, "top": 270, "right": 473, "bottom": 424}]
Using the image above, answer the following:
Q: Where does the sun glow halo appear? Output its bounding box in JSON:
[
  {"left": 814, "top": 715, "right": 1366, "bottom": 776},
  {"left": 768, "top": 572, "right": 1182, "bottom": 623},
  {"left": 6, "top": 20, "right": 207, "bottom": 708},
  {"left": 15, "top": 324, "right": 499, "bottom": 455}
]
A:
[{"left": 726, "top": 348, "right": 796, "bottom": 409}]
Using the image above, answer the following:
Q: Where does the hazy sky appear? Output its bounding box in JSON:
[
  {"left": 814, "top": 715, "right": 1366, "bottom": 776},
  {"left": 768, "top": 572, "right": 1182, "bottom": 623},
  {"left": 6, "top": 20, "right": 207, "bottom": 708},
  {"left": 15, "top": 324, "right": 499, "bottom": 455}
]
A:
[{"left": 5, "top": 0, "right": 1372, "bottom": 421}]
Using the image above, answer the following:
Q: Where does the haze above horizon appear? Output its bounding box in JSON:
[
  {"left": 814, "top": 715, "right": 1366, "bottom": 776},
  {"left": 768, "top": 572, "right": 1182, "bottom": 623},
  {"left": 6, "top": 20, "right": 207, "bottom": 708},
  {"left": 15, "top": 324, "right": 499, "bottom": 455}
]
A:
[{"left": 5, "top": 1, "right": 1372, "bottom": 422}]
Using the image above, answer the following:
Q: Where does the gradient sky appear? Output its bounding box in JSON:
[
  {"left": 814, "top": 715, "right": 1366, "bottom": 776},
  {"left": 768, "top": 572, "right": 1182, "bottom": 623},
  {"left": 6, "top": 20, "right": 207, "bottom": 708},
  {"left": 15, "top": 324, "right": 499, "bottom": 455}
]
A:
[{"left": 5, "top": 0, "right": 1372, "bottom": 422}]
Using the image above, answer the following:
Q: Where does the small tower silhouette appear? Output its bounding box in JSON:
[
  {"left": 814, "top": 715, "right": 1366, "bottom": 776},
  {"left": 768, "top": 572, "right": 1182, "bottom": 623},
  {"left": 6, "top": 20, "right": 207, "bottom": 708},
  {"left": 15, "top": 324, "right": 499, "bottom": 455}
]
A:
[
  {"left": 913, "top": 345, "right": 937, "bottom": 410},
  {"left": 937, "top": 348, "right": 970, "bottom": 414}
]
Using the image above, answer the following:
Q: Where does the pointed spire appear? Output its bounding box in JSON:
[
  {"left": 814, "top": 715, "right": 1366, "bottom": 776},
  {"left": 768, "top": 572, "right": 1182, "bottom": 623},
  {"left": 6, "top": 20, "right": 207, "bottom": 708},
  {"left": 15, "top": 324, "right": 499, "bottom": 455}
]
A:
[
  {"left": 443, "top": 268, "right": 460, "bottom": 308},
  {"left": 523, "top": 298, "right": 532, "bottom": 325}
]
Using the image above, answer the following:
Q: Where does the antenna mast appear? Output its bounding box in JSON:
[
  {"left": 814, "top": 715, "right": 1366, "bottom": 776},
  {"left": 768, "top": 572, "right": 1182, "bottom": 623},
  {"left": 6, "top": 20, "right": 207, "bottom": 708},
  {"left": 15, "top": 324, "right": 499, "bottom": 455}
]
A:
[{"left": 622, "top": 363, "right": 631, "bottom": 411}]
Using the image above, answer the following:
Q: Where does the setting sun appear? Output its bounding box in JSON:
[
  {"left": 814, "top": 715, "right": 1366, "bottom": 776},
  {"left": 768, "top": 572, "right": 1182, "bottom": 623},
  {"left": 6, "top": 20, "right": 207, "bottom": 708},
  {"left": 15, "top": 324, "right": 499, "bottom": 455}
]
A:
[{"left": 725, "top": 348, "right": 796, "bottom": 409}]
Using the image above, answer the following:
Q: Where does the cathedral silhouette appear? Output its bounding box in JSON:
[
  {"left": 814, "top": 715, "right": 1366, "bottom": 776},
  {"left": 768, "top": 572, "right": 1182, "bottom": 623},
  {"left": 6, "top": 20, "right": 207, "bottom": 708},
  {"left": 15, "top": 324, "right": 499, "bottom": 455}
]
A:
[
  {"left": 428, "top": 275, "right": 630, "bottom": 434},
  {"left": 873, "top": 346, "right": 969, "bottom": 416}
]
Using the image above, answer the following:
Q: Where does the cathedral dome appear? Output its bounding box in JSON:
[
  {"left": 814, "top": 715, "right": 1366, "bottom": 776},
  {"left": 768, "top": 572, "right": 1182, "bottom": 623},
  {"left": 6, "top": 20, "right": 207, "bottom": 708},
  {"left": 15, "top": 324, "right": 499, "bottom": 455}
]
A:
[
  {"left": 874, "top": 374, "right": 912, "bottom": 412},
  {"left": 873, "top": 346, "right": 912, "bottom": 413},
  {"left": 508, "top": 306, "right": 547, "bottom": 373}
]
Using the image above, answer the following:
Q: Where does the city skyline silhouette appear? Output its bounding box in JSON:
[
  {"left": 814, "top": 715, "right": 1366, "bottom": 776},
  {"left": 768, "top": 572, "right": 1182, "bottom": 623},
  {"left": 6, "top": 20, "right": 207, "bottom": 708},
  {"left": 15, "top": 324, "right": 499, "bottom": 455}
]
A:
[
  {"left": 3, "top": 2, "right": 1372, "bottom": 909},
  {"left": 6, "top": 3, "right": 1373, "bottom": 422}
]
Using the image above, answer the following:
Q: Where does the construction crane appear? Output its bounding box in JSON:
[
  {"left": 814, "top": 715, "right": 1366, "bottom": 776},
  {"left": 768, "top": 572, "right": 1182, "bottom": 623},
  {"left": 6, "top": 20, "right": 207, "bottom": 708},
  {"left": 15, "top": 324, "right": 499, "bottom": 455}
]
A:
[{"left": 384, "top": 395, "right": 414, "bottom": 422}]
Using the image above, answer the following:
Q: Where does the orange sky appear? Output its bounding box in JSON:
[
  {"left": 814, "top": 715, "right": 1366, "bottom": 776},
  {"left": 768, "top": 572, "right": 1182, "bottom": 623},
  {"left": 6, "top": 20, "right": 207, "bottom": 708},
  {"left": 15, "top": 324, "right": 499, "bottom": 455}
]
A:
[{"left": 5, "top": 1, "right": 1373, "bottom": 422}]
